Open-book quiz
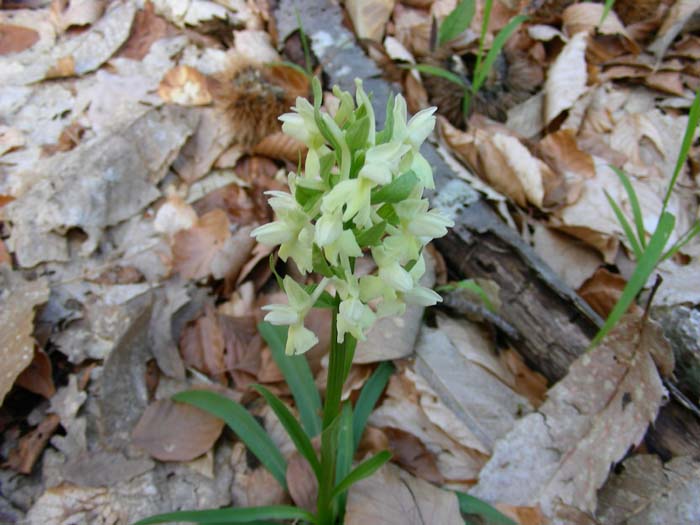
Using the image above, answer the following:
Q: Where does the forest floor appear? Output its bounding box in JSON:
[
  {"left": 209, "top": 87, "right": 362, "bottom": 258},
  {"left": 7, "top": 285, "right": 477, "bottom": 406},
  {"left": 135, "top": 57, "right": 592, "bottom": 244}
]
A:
[{"left": 1, "top": 0, "right": 699, "bottom": 524}]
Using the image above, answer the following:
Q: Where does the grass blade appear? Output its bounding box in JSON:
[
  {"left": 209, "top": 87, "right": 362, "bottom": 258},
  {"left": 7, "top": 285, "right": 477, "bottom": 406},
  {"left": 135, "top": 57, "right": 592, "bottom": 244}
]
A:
[
  {"left": 455, "top": 491, "right": 516, "bottom": 525},
  {"left": 605, "top": 189, "right": 643, "bottom": 260},
  {"left": 172, "top": 390, "right": 287, "bottom": 489},
  {"left": 599, "top": 0, "right": 616, "bottom": 26},
  {"left": 352, "top": 361, "right": 394, "bottom": 450},
  {"left": 662, "top": 219, "right": 700, "bottom": 261},
  {"left": 473, "top": 15, "right": 528, "bottom": 94},
  {"left": 330, "top": 451, "right": 392, "bottom": 501},
  {"left": 132, "top": 505, "right": 315, "bottom": 525},
  {"left": 438, "top": 0, "right": 476, "bottom": 47},
  {"left": 663, "top": 90, "right": 700, "bottom": 214},
  {"left": 611, "top": 166, "right": 646, "bottom": 250},
  {"left": 253, "top": 385, "right": 321, "bottom": 480},
  {"left": 590, "top": 211, "right": 676, "bottom": 347},
  {"left": 259, "top": 322, "right": 323, "bottom": 437},
  {"left": 408, "top": 64, "right": 467, "bottom": 88}
]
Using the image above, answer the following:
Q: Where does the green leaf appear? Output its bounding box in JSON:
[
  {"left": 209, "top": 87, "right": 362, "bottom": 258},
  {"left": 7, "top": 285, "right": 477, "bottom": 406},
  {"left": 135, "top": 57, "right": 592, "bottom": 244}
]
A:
[
  {"left": 599, "top": 0, "right": 616, "bottom": 26},
  {"left": 408, "top": 63, "right": 467, "bottom": 88},
  {"left": 268, "top": 254, "right": 284, "bottom": 291},
  {"left": 590, "top": 211, "right": 676, "bottom": 348},
  {"left": 132, "top": 505, "right": 315, "bottom": 525},
  {"left": 455, "top": 491, "right": 517, "bottom": 525},
  {"left": 662, "top": 219, "right": 700, "bottom": 261},
  {"left": 611, "top": 166, "right": 646, "bottom": 250},
  {"left": 605, "top": 190, "right": 643, "bottom": 260},
  {"left": 330, "top": 451, "right": 392, "bottom": 501},
  {"left": 352, "top": 361, "right": 394, "bottom": 450},
  {"left": 346, "top": 115, "right": 370, "bottom": 151},
  {"left": 376, "top": 93, "right": 396, "bottom": 145},
  {"left": 334, "top": 403, "right": 354, "bottom": 519},
  {"left": 296, "top": 185, "right": 324, "bottom": 212},
  {"left": 313, "top": 244, "right": 335, "bottom": 278},
  {"left": 319, "top": 152, "right": 335, "bottom": 186},
  {"left": 254, "top": 385, "right": 321, "bottom": 480},
  {"left": 473, "top": 15, "right": 528, "bottom": 94},
  {"left": 295, "top": 10, "right": 313, "bottom": 76},
  {"left": 371, "top": 170, "right": 419, "bottom": 205},
  {"left": 663, "top": 89, "right": 700, "bottom": 214},
  {"left": 377, "top": 202, "right": 400, "bottom": 226},
  {"left": 354, "top": 221, "right": 386, "bottom": 247},
  {"left": 171, "top": 390, "right": 287, "bottom": 490},
  {"left": 258, "top": 322, "right": 323, "bottom": 437},
  {"left": 438, "top": 0, "right": 476, "bottom": 47}
]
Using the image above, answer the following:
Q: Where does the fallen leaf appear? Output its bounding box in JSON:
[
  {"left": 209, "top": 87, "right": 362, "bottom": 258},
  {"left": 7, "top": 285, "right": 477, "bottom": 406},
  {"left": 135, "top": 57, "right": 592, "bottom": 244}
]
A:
[
  {"left": 545, "top": 31, "right": 588, "bottom": 125},
  {"left": 154, "top": 191, "right": 198, "bottom": 237},
  {"left": 220, "top": 314, "right": 263, "bottom": 389},
  {"left": 158, "top": 65, "right": 212, "bottom": 106},
  {"left": 0, "top": 268, "right": 49, "bottom": 405},
  {"left": 563, "top": 3, "right": 630, "bottom": 38},
  {"left": 230, "top": 441, "right": 288, "bottom": 507},
  {"left": 118, "top": 2, "right": 173, "bottom": 60},
  {"left": 649, "top": 0, "right": 700, "bottom": 60},
  {"left": 252, "top": 131, "right": 306, "bottom": 163},
  {"left": 531, "top": 225, "right": 602, "bottom": 290},
  {"left": 172, "top": 209, "right": 231, "bottom": 280},
  {"left": 597, "top": 454, "right": 700, "bottom": 525},
  {"left": 0, "top": 24, "right": 39, "bottom": 55},
  {"left": 286, "top": 451, "right": 318, "bottom": 513},
  {"left": 24, "top": 483, "right": 115, "bottom": 525},
  {"left": 577, "top": 267, "right": 630, "bottom": 318},
  {"left": 0, "top": 125, "right": 26, "bottom": 157},
  {"left": 5, "top": 414, "right": 61, "bottom": 474},
  {"left": 384, "top": 427, "right": 444, "bottom": 484},
  {"left": 538, "top": 129, "right": 595, "bottom": 205},
  {"left": 52, "top": 0, "right": 106, "bottom": 32},
  {"left": 393, "top": 3, "right": 432, "bottom": 57},
  {"left": 470, "top": 315, "right": 668, "bottom": 523},
  {"left": 179, "top": 304, "right": 226, "bottom": 379},
  {"left": 346, "top": 0, "right": 394, "bottom": 42},
  {"left": 131, "top": 397, "right": 225, "bottom": 461},
  {"left": 0, "top": 238, "right": 10, "bottom": 265},
  {"left": 345, "top": 463, "right": 462, "bottom": 525},
  {"left": 15, "top": 348, "right": 55, "bottom": 398}
]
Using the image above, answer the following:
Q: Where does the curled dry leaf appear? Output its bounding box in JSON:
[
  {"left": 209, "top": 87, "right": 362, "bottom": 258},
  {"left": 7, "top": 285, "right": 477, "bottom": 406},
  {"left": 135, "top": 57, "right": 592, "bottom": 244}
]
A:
[
  {"left": 15, "top": 348, "right": 55, "bottom": 399},
  {"left": 471, "top": 315, "right": 669, "bottom": 523},
  {"left": 346, "top": 0, "right": 394, "bottom": 42},
  {"left": 538, "top": 129, "right": 595, "bottom": 205},
  {"left": 577, "top": 266, "right": 630, "bottom": 318},
  {"left": 172, "top": 209, "right": 231, "bottom": 280},
  {"left": 158, "top": 65, "right": 212, "bottom": 106},
  {"left": 563, "top": 3, "right": 630, "bottom": 38},
  {"left": 649, "top": 0, "right": 700, "bottom": 60},
  {"left": 0, "top": 269, "right": 50, "bottom": 405},
  {"left": 118, "top": 2, "right": 173, "bottom": 60},
  {"left": 131, "top": 397, "right": 225, "bottom": 462},
  {"left": 345, "top": 463, "right": 462, "bottom": 525},
  {"left": 5, "top": 413, "right": 61, "bottom": 474},
  {"left": 545, "top": 31, "right": 588, "bottom": 125},
  {"left": 597, "top": 454, "right": 700, "bottom": 525},
  {"left": 252, "top": 131, "right": 306, "bottom": 163}
]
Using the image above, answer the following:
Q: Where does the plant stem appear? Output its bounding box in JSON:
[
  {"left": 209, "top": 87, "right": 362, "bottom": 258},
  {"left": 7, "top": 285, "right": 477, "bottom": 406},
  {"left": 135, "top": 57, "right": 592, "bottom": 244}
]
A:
[{"left": 317, "top": 300, "right": 353, "bottom": 525}]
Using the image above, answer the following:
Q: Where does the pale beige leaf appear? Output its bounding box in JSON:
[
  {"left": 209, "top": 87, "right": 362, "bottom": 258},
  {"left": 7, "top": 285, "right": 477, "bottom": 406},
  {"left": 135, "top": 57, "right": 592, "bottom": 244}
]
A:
[
  {"left": 490, "top": 133, "right": 547, "bottom": 208},
  {"left": 346, "top": 0, "right": 394, "bottom": 42},
  {"left": 172, "top": 209, "right": 231, "bottom": 280},
  {"left": 345, "top": 463, "right": 462, "bottom": 525},
  {"left": 154, "top": 191, "right": 198, "bottom": 236},
  {"left": 25, "top": 484, "right": 117, "bottom": 525},
  {"left": 286, "top": 452, "right": 317, "bottom": 513},
  {"left": 597, "top": 455, "right": 700, "bottom": 525},
  {"left": 131, "top": 398, "right": 225, "bottom": 461},
  {"left": 0, "top": 269, "right": 49, "bottom": 405},
  {"left": 545, "top": 32, "right": 588, "bottom": 125},
  {"left": 531, "top": 225, "right": 602, "bottom": 290},
  {"left": 506, "top": 92, "right": 545, "bottom": 139},
  {"left": 649, "top": 0, "right": 700, "bottom": 60},
  {"left": 53, "top": 0, "right": 106, "bottom": 32},
  {"left": 471, "top": 316, "right": 668, "bottom": 523},
  {"left": 158, "top": 65, "right": 212, "bottom": 106},
  {"left": 563, "top": 3, "right": 629, "bottom": 37}
]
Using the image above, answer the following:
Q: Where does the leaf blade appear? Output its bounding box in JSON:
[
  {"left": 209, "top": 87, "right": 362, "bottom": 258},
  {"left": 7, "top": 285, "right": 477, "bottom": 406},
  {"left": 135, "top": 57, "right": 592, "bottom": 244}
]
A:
[
  {"left": 330, "top": 451, "right": 392, "bottom": 501},
  {"left": 473, "top": 15, "right": 528, "bottom": 94},
  {"left": 438, "top": 0, "right": 476, "bottom": 47},
  {"left": 132, "top": 504, "right": 314, "bottom": 525},
  {"left": 352, "top": 361, "right": 394, "bottom": 450}
]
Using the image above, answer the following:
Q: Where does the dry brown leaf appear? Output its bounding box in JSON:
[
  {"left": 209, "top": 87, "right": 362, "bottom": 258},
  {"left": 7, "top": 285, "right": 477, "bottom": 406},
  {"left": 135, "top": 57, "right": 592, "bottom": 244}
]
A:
[
  {"left": 597, "top": 454, "right": 700, "bottom": 524},
  {"left": 220, "top": 314, "right": 263, "bottom": 389},
  {"left": 154, "top": 191, "right": 198, "bottom": 237},
  {"left": 0, "top": 24, "right": 39, "bottom": 55},
  {"left": 545, "top": 31, "right": 588, "bottom": 125},
  {"left": 131, "top": 398, "right": 225, "bottom": 461},
  {"left": 5, "top": 413, "right": 61, "bottom": 474},
  {"left": 499, "top": 350, "right": 548, "bottom": 409},
  {"left": 252, "top": 131, "right": 306, "bottom": 163},
  {"left": 119, "top": 2, "right": 174, "bottom": 60},
  {"left": 230, "top": 441, "right": 288, "bottom": 507},
  {"left": 345, "top": 463, "right": 462, "bottom": 525},
  {"left": 179, "top": 304, "right": 226, "bottom": 379},
  {"left": 538, "top": 129, "right": 595, "bottom": 204},
  {"left": 649, "top": 0, "right": 700, "bottom": 60},
  {"left": 393, "top": 3, "right": 432, "bottom": 57},
  {"left": 531, "top": 225, "right": 602, "bottom": 290},
  {"left": 0, "top": 238, "right": 10, "bottom": 266},
  {"left": 471, "top": 315, "right": 668, "bottom": 523},
  {"left": 15, "top": 348, "right": 55, "bottom": 399},
  {"left": 495, "top": 504, "right": 547, "bottom": 525},
  {"left": 286, "top": 452, "right": 318, "bottom": 513},
  {"left": 563, "top": 3, "right": 630, "bottom": 37},
  {"left": 172, "top": 209, "right": 231, "bottom": 280},
  {"left": 158, "top": 65, "right": 212, "bottom": 106},
  {"left": 645, "top": 70, "right": 686, "bottom": 95},
  {"left": 0, "top": 269, "right": 49, "bottom": 405},
  {"left": 346, "top": 0, "right": 394, "bottom": 42},
  {"left": 577, "top": 266, "right": 631, "bottom": 318},
  {"left": 384, "top": 427, "right": 444, "bottom": 484}
]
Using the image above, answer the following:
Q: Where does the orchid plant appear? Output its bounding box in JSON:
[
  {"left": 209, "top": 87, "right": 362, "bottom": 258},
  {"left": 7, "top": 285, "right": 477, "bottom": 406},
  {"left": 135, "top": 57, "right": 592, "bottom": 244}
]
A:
[{"left": 134, "top": 78, "right": 453, "bottom": 525}]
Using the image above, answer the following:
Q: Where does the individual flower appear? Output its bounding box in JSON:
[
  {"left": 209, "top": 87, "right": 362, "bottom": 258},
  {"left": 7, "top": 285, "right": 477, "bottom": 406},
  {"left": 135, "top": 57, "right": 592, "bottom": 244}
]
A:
[
  {"left": 262, "top": 276, "right": 329, "bottom": 355},
  {"left": 279, "top": 97, "right": 324, "bottom": 149},
  {"left": 337, "top": 297, "right": 376, "bottom": 343}
]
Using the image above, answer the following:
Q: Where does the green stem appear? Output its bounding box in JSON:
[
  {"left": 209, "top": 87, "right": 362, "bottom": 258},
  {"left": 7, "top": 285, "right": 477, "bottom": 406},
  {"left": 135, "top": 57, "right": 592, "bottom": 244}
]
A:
[{"left": 316, "top": 300, "right": 351, "bottom": 525}]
